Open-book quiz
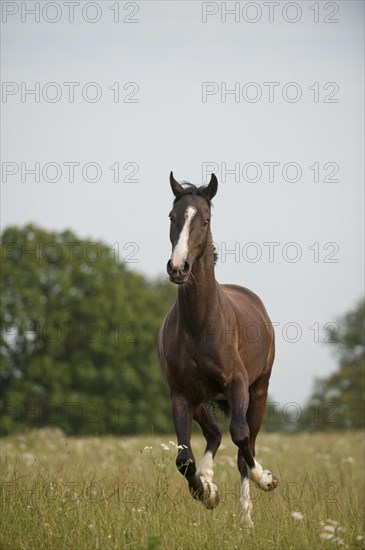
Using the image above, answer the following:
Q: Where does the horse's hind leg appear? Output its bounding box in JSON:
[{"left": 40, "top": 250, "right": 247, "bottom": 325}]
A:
[
  {"left": 247, "top": 372, "right": 270, "bottom": 456},
  {"left": 246, "top": 373, "right": 279, "bottom": 491},
  {"left": 228, "top": 376, "right": 278, "bottom": 492},
  {"left": 193, "top": 404, "right": 222, "bottom": 509},
  {"left": 237, "top": 450, "right": 254, "bottom": 528}
]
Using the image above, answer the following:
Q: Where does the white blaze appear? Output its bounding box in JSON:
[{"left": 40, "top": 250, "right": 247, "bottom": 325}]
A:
[{"left": 171, "top": 205, "right": 196, "bottom": 268}]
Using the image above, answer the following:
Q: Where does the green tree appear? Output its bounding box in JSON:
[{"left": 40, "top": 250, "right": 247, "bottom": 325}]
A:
[
  {"left": 0, "top": 224, "right": 176, "bottom": 435},
  {"left": 302, "top": 298, "right": 365, "bottom": 431}
]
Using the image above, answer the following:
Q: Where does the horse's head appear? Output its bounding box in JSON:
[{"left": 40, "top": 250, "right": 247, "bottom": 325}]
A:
[{"left": 167, "top": 172, "right": 218, "bottom": 284}]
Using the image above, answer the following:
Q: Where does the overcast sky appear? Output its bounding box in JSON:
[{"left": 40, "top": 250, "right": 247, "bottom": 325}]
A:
[{"left": 1, "top": 1, "right": 364, "bottom": 410}]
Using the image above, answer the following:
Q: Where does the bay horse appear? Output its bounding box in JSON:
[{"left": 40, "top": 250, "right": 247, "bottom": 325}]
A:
[{"left": 157, "top": 172, "right": 278, "bottom": 527}]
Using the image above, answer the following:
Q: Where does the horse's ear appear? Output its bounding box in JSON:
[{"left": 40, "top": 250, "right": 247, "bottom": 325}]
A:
[
  {"left": 203, "top": 173, "right": 218, "bottom": 201},
  {"left": 170, "top": 171, "right": 184, "bottom": 198}
]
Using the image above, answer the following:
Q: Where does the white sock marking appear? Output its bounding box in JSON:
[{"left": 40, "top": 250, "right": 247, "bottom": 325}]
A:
[
  {"left": 249, "top": 458, "right": 274, "bottom": 490},
  {"left": 239, "top": 476, "right": 254, "bottom": 528},
  {"left": 197, "top": 450, "right": 220, "bottom": 509},
  {"left": 171, "top": 205, "right": 196, "bottom": 268},
  {"left": 197, "top": 450, "right": 214, "bottom": 483}
]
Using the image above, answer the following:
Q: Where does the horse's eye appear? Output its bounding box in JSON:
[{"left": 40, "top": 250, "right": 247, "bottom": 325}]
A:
[{"left": 204, "top": 219, "right": 210, "bottom": 226}]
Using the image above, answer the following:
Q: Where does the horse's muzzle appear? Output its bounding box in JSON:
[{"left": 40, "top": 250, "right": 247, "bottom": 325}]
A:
[{"left": 167, "top": 259, "right": 190, "bottom": 284}]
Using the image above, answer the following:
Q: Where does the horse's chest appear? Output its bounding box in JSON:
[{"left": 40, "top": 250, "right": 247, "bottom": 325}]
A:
[{"left": 165, "top": 338, "right": 232, "bottom": 391}]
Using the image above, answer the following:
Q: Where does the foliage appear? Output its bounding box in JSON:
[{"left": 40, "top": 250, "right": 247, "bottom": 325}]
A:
[
  {"left": 301, "top": 298, "right": 365, "bottom": 431},
  {"left": 0, "top": 224, "right": 176, "bottom": 435},
  {"left": 1, "top": 224, "right": 363, "bottom": 436}
]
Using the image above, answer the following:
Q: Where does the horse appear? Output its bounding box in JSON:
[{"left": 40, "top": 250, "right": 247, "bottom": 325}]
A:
[{"left": 157, "top": 172, "right": 278, "bottom": 527}]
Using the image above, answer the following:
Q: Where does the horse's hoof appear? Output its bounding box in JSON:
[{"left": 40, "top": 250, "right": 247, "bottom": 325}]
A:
[
  {"left": 202, "top": 482, "right": 220, "bottom": 510},
  {"left": 240, "top": 515, "right": 254, "bottom": 531},
  {"left": 252, "top": 468, "right": 279, "bottom": 491},
  {"left": 268, "top": 474, "right": 279, "bottom": 491}
]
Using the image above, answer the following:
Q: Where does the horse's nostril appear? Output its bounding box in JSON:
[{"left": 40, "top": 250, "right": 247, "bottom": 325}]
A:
[
  {"left": 167, "top": 260, "right": 174, "bottom": 275},
  {"left": 182, "top": 261, "right": 190, "bottom": 275}
]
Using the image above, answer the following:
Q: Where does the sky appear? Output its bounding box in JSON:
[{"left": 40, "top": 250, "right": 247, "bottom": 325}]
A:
[{"left": 1, "top": 0, "right": 364, "bottom": 410}]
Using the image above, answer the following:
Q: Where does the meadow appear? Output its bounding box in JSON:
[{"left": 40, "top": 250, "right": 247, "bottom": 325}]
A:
[{"left": 1, "top": 428, "right": 364, "bottom": 549}]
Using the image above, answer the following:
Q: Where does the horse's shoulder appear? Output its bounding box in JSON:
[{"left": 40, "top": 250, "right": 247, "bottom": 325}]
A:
[
  {"left": 220, "top": 284, "right": 269, "bottom": 317},
  {"left": 221, "top": 283, "right": 261, "bottom": 303}
]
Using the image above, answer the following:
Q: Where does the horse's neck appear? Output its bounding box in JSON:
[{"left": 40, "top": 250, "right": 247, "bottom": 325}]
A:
[{"left": 177, "top": 248, "right": 219, "bottom": 333}]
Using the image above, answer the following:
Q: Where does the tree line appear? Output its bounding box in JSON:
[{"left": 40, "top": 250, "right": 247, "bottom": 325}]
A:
[
  {"left": 1, "top": 225, "right": 363, "bottom": 435},
  {"left": 0, "top": 224, "right": 177, "bottom": 435}
]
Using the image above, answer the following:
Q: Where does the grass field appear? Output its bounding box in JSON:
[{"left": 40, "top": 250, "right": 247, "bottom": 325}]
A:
[{"left": 1, "top": 428, "right": 364, "bottom": 549}]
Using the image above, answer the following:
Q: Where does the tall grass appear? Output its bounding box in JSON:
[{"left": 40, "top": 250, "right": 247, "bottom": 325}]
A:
[{"left": 1, "top": 429, "right": 364, "bottom": 549}]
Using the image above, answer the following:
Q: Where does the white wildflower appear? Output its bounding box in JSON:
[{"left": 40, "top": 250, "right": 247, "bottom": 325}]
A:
[
  {"left": 177, "top": 444, "right": 188, "bottom": 450},
  {"left": 160, "top": 443, "right": 170, "bottom": 451},
  {"left": 341, "top": 456, "right": 355, "bottom": 464},
  {"left": 291, "top": 511, "right": 304, "bottom": 520},
  {"left": 143, "top": 446, "right": 152, "bottom": 454},
  {"left": 320, "top": 533, "right": 334, "bottom": 540},
  {"left": 356, "top": 536, "right": 363, "bottom": 541},
  {"left": 326, "top": 519, "right": 339, "bottom": 526},
  {"left": 324, "top": 525, "right": 336, "bottom": 532}
]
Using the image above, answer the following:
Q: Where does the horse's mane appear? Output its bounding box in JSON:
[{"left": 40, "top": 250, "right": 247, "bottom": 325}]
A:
[{"left": 172, "top": 183, "right": 213, "bottom": 207}]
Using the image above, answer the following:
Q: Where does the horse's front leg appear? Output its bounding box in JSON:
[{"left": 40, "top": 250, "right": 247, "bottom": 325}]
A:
[
  {"left": 194, "top": 403, "right": 221, "bottom": 509},
  {"left": 172, "top": 395, "right": 204, "bottom": 499}
]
